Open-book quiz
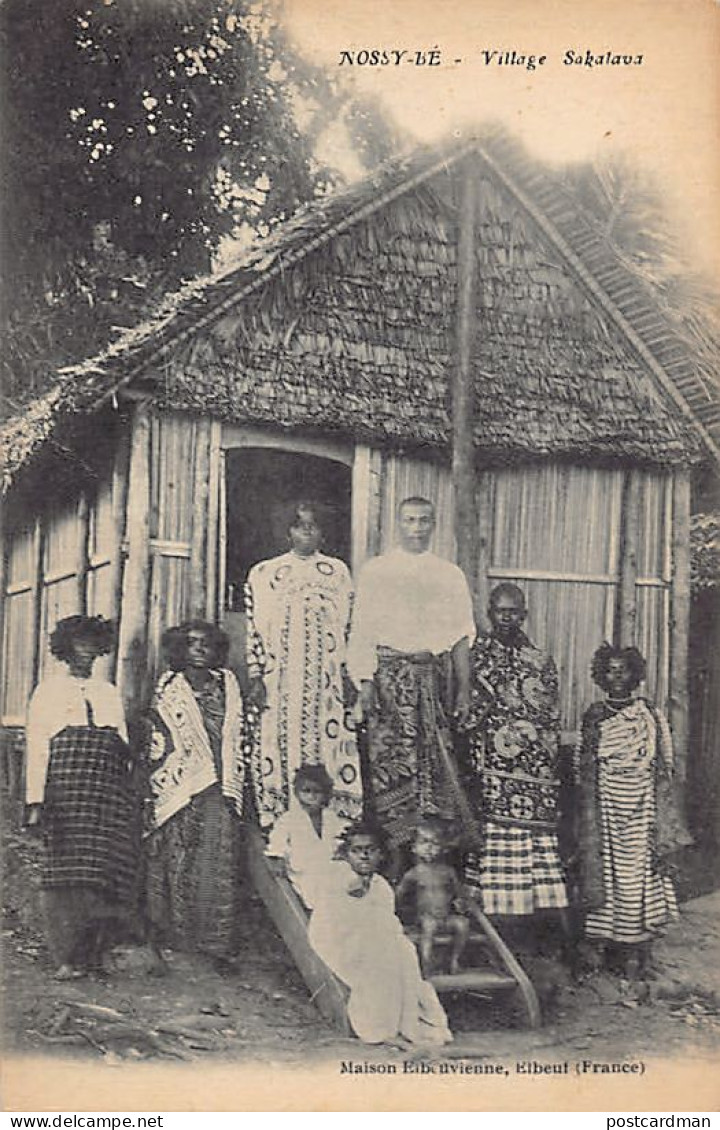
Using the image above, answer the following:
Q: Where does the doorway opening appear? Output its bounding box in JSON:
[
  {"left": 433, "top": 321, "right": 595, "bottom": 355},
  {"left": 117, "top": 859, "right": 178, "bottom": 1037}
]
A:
[{"left": 223, "top": 446, "right": 352, "bottom": 615}]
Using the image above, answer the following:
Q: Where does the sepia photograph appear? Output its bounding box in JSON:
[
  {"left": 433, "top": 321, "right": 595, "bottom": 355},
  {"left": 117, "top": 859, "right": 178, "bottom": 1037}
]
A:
[{"left": 1, "top": 0, "right": 719, "bottom": 1114}]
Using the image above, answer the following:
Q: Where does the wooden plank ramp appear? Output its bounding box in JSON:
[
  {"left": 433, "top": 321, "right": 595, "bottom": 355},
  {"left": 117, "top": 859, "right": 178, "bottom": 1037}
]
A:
[
  {"left": 245, "top": 826, "right": 351, "bottom": 1035},
  {"left": 245, "top": 827, "right": 542, "bottom": 1034}
]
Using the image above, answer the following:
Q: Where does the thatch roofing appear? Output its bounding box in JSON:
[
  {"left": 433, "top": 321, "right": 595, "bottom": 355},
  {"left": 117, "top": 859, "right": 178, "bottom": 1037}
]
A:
[{"left": 2, "top": 126, "right": 718, "bottom": 490}]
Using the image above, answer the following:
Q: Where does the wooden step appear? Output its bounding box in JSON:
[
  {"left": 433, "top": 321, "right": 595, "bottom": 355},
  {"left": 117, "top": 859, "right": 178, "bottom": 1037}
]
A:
[
  {"left": 404, "top": 929, "right": 490, "bottom": 947},
  {"left": 245, "top": 826, "right": 542, "bottom": 1030},
  {"left": 430, "top": 970, "right": 517, "bottom": 992}
]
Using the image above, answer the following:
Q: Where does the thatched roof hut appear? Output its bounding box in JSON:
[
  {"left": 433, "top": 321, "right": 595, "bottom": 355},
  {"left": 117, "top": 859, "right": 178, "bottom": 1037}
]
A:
[
  {"left": 2, "top": 129, "right": 718, "bottom": 483},
  {"left": 1, "top": 127, "right": 718, "bottom": 812}
]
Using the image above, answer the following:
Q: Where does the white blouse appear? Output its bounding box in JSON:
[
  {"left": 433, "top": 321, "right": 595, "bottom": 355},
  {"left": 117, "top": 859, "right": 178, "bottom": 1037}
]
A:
[
  {"left": 347, "top": 548, "right": 476, "bottom": 684},
  {"left": 266, "top": 803, "right": 347, "bottom": 908},
  {"left": 26, "top": 671, "right": 128, "bottom": 804}
]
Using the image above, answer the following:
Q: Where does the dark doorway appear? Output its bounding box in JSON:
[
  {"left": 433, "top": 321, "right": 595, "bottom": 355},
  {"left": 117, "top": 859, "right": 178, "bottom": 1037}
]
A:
[{"left": 224, "top": 447, "right": 352, "bottom": 613}]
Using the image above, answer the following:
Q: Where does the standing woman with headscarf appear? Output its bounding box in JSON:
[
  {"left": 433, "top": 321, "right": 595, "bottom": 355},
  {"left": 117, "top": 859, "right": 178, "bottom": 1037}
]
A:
[
  {"left": 145, "top": 621, "right": 259, "bottom": 964},
  {"left": 25, "top": 615, "right": 138, "bottom": 980}
]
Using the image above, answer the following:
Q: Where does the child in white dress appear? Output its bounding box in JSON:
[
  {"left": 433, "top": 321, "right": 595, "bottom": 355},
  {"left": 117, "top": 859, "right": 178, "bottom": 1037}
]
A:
[
  {"left": 308, "top": 820, "right": 452, "bottom": 1047},
  {"left": 265, "top": 764, "right": 346, "bottom": 908}
]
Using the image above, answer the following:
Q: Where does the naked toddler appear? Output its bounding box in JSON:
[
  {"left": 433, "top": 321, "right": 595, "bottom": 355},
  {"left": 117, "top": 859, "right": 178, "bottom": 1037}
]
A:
[{"left": 396, "top": 816, "right": 470, "bottom": 976}]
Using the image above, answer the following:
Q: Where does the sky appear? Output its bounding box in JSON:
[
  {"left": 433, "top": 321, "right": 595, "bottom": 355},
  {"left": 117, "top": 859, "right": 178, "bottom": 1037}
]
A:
[{"left": 283, "top": 0, "right": 720, "bottom": 282}]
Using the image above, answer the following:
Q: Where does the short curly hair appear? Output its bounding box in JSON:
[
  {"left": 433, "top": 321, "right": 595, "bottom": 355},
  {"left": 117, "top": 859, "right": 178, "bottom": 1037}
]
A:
[
  {"left": 339, "top": 818, "right": 387, "bottom": 857},
  {"left": 49, "top": 615, "right": 116, "bottom": 663},
  {"left": 489, "top": 582, "right": 527, "bottom": 611},
  {"left": 591, "top": 642, "right": 646, "bottom": 692},
  {"left": 161, "top": 620, "right": 229, "bottom": 672},
  {"left": 415, "top": 814, "right": 456, "bottom": 846},
  {"left": 292, "top": 763, "right": 334, "bottom": 802}
]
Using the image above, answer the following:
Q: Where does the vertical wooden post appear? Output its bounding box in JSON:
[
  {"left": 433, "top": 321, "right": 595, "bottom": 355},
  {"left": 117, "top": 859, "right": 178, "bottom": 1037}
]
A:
[
  {"left": 116, "top": 403, "right": 151, "bottom": 721},
  {"left": 452, "top": 158, "right": 479, "bottom": 597},
  {"left": 205, "top": 420, "right": 222, "bottom": 621},
  {"left": 31, "top": 516, "right": 44, "bottom": 684},
  {"left": 351, "top": 445, "right": 384, "bottom": 573},
  {"left": 0, "top": 497, "right": 10, "bottom": 801},
  {"left": 217, "top": 449, "right": 228, "bottom": 615},
  {"left": 616, "top": 470, "right": 639, "bottom": 647},
  {"left": 669, "top": 470, "right": 691, "bottom": 783},
  {"left": 108, "top": 419, "right": 131, "bottom": 683},
  {"left": 0, "top": 497, "right": 7, "bottom": 720},
  {"left": 77, "top": 494, "right": 90, "bottom": 615},
  {"left": 351, "top": 446, "right": 372, "bottom": 577},
  {"left": 189, "top": 417, "right": 211, "bottom": 618},
  {"left": 474, "top": 471, "right": 493, "bottom": 633},
  {"left": 366, "top": 449, "right": 383, "bottom": 557}
]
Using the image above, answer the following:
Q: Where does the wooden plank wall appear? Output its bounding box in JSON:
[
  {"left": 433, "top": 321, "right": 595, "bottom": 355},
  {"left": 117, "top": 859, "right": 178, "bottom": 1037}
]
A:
[
  {"left": 670, "top": 471, "right": 691, "bottom": 780},
  {"left": 116, "top": 403, "right": 151, "bottom": 719},
  {"left": 116, "top": 407, "right": 217, "bottom": 716}
]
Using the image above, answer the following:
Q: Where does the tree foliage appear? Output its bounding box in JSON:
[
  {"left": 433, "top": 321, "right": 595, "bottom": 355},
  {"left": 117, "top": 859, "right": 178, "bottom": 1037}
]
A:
[
  {"left": 556, "top": 156, "right": 720, "bottom": 413},
  {"left": 0, "top": 0, "right": 397, "bottom": 413}
]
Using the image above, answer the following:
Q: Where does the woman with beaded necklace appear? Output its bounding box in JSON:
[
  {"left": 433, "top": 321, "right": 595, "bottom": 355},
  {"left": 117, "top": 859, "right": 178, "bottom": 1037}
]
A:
[{"left": 574, "top": 643, "right": 689, "bottom": 978}]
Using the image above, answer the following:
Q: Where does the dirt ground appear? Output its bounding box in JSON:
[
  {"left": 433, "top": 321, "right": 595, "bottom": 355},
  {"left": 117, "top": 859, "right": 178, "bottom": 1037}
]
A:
[{"left": 3, "top": 824, "right": 720, "bottom": 1072}]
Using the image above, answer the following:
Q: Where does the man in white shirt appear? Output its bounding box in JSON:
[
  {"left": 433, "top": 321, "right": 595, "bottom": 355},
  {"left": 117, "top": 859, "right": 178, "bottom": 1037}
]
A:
[{"left": 347, "top": 497, "right": 476, "bottom": 853}]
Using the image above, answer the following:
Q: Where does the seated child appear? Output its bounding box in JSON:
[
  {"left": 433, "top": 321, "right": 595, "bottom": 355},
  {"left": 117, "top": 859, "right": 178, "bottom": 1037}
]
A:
[
  {"left": 395, "top": 816, "right": 470, "bottom": 976},
  {"left": 308, "top": 819, "right": 452, "bottom": 1047},
  {"left": 265, "top": 764, "right": 346, "bottom": 908}
]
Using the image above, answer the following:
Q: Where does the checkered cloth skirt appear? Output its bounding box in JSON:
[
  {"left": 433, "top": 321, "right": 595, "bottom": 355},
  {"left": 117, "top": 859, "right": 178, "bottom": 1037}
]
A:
[
  {"left": 465, "top": 822, "right": 568, "bottom": 916},
  {"left": 42, "top": 726, "right": 139, "bottom": 902}
]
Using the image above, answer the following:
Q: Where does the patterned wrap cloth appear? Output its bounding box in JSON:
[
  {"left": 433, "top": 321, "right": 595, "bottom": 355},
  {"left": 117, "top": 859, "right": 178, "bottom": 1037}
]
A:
[
  {"left": 245, "top": 551, "right": 361, "bottom": 823},
  {"left": 145, "top": 670, "right": 255, "bottom": 958},
  {"left": 364, "top": 647, "right": 458, "bottom": 850},
  {"left": 465, "top": 632, "right": 568, "bottom": 915}
]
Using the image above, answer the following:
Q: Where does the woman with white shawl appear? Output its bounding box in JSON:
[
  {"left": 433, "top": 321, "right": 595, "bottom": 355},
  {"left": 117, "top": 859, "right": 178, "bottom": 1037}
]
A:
[{"left": 145, "top": 621, "right": 260, "bottom": 962}]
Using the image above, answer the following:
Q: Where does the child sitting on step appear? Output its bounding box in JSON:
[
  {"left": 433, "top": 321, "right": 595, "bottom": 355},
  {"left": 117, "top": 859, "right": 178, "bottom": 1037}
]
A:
[
  {"left": 395, "top": 816, "right": 470, "bottom": 976},
  {"left": 265, "top": 764, "right": 346, "bottom": 908},
  {"left": 308, "top": 819, "right": 452, "bottom": 1047}
]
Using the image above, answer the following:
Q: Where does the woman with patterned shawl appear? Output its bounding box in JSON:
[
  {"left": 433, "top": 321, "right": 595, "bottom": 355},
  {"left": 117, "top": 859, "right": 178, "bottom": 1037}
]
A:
[
  {"left": 145, "top": 621, "right": 259, "bottom": 962},
  {"left": 25, "top": 616, "right": 140, "bottom": 980},
  {"left": 244, "top": 502, "right": 361, "bottom": 825},
  {"left": 574, "top": 643, "right": 690, "bottom": 977},
  {"left": 465, "top": 584, "right": 568, "bottom": 921}
]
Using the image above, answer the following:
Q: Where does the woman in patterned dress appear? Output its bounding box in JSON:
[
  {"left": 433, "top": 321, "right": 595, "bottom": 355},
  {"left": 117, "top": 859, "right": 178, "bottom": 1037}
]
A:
[
  {"left": 244, "top": 502, "right": 361, "bottom": 826},
  {"left": 465, "top": 584, "right": 568, "bottom": 927},
  {"left": 574, "top": 643, "right": 688, "bottom": 977},
  {"left": 145, "top": 621, "right": 258, "bottom": 963}
]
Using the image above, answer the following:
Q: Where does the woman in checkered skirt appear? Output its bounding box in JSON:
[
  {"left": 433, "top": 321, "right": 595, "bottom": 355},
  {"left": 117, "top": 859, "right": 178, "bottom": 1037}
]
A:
[
  {"left": 25, "top": 616, "right": 139, "bottom": 980},
  {"left": 465, "top": 585, "right": 569, "bottom": 929},
  {"left": 574, "top": 644, "right": 688, "bottom": 978}
]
